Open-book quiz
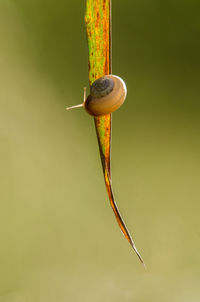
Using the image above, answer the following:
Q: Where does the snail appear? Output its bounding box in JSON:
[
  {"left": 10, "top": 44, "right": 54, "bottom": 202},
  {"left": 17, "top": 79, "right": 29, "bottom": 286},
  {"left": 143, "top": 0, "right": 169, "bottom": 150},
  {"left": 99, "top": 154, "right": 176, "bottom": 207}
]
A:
[{"left": 66, "top": 75, "right": 127, "bottom": 116}]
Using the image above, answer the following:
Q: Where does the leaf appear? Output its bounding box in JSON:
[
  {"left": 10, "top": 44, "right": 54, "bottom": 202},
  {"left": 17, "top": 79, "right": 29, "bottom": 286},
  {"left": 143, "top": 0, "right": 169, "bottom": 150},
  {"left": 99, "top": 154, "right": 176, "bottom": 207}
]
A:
[{"left": 85, "top": 0, "right": 144, "bottom": 266}]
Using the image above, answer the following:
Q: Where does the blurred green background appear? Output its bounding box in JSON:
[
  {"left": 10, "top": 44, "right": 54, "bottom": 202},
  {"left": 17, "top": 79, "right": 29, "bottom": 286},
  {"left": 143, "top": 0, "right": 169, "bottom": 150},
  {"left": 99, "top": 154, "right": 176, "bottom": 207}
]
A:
[{"left": 0, "top": 0, "right": 200, "bottom": 301}]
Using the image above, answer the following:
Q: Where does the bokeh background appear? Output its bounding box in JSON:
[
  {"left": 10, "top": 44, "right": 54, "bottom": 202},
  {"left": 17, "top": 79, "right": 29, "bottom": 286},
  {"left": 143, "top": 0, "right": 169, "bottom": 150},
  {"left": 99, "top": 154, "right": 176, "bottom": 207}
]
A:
[{"left": 0, "top": 1, "right": 200, "bottom": 301}]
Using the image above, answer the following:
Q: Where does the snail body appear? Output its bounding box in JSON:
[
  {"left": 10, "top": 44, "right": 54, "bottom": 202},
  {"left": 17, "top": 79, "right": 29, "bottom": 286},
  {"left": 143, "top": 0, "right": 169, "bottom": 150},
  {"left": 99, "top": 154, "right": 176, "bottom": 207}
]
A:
[{"left": 66, "top": 75, "right": 127, "bottom": 116}]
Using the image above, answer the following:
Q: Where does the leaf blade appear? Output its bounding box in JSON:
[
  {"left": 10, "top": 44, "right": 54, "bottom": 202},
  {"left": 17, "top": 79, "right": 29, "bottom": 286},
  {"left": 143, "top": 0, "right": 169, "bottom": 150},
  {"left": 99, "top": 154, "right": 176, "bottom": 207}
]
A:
[{"left": 85, "top": 0, "right": 144, "bottom": 265}]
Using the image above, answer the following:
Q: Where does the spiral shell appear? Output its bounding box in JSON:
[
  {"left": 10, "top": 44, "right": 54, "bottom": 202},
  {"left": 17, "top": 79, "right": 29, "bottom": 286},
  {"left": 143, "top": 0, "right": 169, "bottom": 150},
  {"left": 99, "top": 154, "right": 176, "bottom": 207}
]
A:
[{"left": 84, "top": 75, "right": 127, "bottom": 116}]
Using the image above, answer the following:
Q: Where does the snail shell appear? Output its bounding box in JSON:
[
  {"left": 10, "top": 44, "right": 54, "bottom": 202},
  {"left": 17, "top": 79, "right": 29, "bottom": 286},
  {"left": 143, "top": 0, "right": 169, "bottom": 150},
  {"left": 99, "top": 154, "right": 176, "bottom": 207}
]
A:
[{"left": 84, "top": 75, "right": 127, "bottom": 116}]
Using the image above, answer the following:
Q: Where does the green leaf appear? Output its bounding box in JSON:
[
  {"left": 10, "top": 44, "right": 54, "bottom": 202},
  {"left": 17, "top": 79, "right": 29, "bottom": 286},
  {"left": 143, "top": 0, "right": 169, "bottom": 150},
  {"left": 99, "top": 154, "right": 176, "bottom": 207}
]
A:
[{"left": 85, "top": 0, "right": 144, "bottom": 266}]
